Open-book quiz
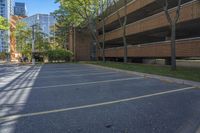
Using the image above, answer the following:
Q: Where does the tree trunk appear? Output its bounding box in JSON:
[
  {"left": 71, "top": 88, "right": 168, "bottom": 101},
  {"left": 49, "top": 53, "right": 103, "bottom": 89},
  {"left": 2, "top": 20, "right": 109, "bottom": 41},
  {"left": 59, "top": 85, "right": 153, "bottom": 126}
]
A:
[
  {"left": 101, "top": 0, "right": 106, "bottom": 62},
  {"left": 123, "top": 0, "right": 128, "bottom": 63},
  {"left": 73, "top": 27, "right": 76, "bottom": 61},
  {"left": 123, "top": 24, "right": 127, "bottom": 63},
  {"left": 102, "top": 20, "right": 106, "bottom": 62},
  {"left": 113, "top": 0, "right": 128, "bottom": 63},
  {"left": 162, "top": 0, "right": 182, "bottom": 70},
  {"left": 171, "top": 22, "right": 176, "bottom": 70}
]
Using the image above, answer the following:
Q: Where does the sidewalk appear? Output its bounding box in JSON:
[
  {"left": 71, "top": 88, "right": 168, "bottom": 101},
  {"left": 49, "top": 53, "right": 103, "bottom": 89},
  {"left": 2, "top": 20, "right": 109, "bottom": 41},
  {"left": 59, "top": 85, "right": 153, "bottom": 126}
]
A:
[
  {"left": 0, "top": 60, "right": 20, "bottom": 67},
  {"left": 0, "top": 60, "right": 6, "bottom": 65}
]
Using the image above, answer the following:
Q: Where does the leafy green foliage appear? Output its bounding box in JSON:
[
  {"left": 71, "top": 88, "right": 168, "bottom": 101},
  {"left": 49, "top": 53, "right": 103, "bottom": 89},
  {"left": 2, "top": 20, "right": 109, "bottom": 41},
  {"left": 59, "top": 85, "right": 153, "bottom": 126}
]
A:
[
  {"left": 34, "top": 28, "right": 51, "bottom": 52},
  {"left": 55, "top": 0, "right": 110, "bottom": 52},
  {"left": 21, "top": 44, "right": 32, "bottom": 61},
  {"left": 55, "top": 0, "right": 98, "bottom": 26},
  {"left": 15, "top": 21, "right": 32, "bottom": 53},
  {"left": 14, "top": 21, "right": 33, "bottom": 61},
  {"left": 51, "top": 7, "right": 70, "bottom": 49},
  {"left": 46, "top": 49, "right": 73, "bottom": 62},
  {"left": 0, "top": 16, "right": 9, "bottom": 30},
  {"left": 0, "top": 52, "right": 7, "bottom": 60}
]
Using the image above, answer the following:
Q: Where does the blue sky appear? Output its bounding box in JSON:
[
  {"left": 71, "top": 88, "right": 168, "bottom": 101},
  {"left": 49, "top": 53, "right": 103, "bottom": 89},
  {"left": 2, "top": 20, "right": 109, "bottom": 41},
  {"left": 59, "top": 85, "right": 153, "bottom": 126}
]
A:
[{"left": 15, "top": 0, "right": 60, "bottom": 16}]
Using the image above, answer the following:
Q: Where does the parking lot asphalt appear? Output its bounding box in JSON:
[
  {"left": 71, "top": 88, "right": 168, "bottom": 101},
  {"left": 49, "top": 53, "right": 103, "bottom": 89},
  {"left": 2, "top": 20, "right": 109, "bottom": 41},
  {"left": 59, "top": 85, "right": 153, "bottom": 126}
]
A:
[{"left": 0, "top": 63, "right": 200, "bottom": 133}]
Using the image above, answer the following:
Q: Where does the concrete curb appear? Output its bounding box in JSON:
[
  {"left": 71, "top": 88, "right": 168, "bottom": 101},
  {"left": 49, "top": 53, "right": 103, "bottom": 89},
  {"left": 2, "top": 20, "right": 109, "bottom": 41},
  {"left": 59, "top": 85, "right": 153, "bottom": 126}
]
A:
[{"left": 85, "top": 64, "right": 200, "bottom": 88}]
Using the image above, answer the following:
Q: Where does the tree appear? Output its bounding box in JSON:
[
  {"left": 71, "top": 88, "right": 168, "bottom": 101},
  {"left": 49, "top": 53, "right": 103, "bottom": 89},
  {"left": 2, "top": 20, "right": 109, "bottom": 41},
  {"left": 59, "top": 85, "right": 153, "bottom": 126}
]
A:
[
  {"left": 0, "top": 52, "right": 6, "bottom": 60},
  {"left": 0, "top": 16, "right": 9, "bottom": 58},
  {"left": 52, "top": 7, "right": 72, "bottom": 49},
  {"left": 99, "top": 0, "right": 110, "bottom": 62},
  {"left": 15, "top": 21, "right": 32, "bottom": 54},
  {"left": 56, "top": 0, "right": 103, "bottom": 56},
  {"left": 0, "top": 16, "right": 9, "bottom": 30},
  {"left": 14, "top": 21, "right": 32, "bottom": 60},
  {"left": 34, "top": 25, "right": 51, "bottom": 52},
  {"left": 113, "top": 0, "right": 128, "bottom": 63},
  {"left": 157, "top": 0, "right": 182, "bottom": 70}
]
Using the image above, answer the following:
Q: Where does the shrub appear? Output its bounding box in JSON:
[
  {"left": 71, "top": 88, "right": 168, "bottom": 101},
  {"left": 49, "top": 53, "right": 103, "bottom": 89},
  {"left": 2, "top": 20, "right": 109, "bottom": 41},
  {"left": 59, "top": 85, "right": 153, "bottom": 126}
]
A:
[
  {"left": 46, "top": 49, "right": 73, "bottom": 62},
  {"left": 0, "top": 52, "right": 7, "bottom": 60}
]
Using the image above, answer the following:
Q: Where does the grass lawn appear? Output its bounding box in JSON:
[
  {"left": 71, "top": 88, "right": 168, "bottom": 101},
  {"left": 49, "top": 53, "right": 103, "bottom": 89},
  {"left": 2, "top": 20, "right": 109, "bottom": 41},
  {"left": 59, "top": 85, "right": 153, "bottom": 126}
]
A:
[{"left": 84, "top": 61, "right": 200, "bottom": 82}]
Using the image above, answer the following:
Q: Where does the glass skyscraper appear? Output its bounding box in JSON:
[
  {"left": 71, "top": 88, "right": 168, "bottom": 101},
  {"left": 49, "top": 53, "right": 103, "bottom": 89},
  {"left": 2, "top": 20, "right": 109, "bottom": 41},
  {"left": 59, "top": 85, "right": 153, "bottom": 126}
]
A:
[
  {"left": 0, "top": 0, "right": 14, "bottom": 52},
  {"left": 14, "top": 2, "right": 26, "bottom": 16},
  {"left": 21, "top": 14, "right": 56, "bottom": 37}
]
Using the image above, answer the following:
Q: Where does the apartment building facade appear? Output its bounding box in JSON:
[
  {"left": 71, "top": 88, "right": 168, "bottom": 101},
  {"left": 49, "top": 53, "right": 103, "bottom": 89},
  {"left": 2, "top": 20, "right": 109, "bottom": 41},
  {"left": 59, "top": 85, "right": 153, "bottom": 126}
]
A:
[
  {"left": 96, "top": 0, "right": 200, "bottom": 63},
  {"left": 0, "top": 0, "right": 14, "bottom": 52}
]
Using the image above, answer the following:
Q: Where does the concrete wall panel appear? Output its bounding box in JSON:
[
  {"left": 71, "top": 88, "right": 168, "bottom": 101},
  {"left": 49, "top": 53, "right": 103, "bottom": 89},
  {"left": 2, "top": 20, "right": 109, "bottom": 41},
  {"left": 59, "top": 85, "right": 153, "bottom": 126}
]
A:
[
  {"left": 98, "top": 1, "right": 200, "bottom": 42},
  {"left": 100, "top": 38, "right": 200, "bottom": 58}
]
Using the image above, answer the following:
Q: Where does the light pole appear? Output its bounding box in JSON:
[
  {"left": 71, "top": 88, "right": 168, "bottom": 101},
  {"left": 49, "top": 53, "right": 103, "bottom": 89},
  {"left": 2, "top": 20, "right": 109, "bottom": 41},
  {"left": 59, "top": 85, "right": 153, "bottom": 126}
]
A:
[{"left": 31, "top": 25, "right": 36, "bottom": 65}]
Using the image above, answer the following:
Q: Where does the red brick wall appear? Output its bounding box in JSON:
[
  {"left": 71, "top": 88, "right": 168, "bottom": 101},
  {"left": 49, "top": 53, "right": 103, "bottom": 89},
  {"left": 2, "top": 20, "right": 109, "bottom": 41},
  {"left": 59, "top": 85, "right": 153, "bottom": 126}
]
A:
[{"left": 68, "top": 28, "right": 92, "bottom": 61}]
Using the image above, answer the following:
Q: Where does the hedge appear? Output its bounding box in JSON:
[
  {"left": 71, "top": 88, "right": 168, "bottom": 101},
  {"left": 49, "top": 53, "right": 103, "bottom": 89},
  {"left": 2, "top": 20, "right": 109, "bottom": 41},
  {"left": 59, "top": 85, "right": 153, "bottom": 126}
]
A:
[{"left": 46, "top": 49, "right": 73, "bottom": 62}]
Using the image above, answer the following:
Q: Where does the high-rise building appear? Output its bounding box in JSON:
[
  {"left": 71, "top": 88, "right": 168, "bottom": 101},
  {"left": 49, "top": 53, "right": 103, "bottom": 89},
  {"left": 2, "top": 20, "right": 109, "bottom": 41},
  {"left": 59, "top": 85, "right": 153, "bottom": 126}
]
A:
[
  {"left": 14, "top": 2, "right": 26, "bottom": 16},
  {"left": 21, "top": 14, "right": 56, "bottom": 37},
  {"left": 0, "top": 0, "right": 14, "bottom": 52}
]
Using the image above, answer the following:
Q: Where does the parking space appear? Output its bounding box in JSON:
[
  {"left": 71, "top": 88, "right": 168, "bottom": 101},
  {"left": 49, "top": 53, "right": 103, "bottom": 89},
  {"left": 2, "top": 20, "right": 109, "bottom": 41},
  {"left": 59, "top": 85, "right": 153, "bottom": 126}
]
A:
[{"left": 0, "top": 64, "right": 199, "bottom": 133}]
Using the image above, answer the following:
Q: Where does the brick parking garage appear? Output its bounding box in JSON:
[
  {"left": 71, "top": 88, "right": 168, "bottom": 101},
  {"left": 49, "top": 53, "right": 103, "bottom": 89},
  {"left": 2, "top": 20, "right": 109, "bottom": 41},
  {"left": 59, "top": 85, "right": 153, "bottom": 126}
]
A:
[
  {"left": 67, "top": 0, "right": 200, "bottom": 66},
  {"left": 97, "top": 0, "right": 200, "bottom": 63}
]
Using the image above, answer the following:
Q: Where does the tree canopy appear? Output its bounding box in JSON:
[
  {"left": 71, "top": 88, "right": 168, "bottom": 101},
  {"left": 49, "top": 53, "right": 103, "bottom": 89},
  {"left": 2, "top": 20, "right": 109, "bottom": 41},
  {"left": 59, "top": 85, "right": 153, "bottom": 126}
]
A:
[
  {"left": 55, "top": 0, "right": 110, "bottom": 50},
  {"left": 15, "top": 21, "right": 32, "bottom": 52},
  {"left": 52, "top": 0, "right": 100, "bottom": 50},
  {"left": 0, "top": 16, "right": 9, "bottom": 30},
  {"left": 55, "top": 0, "right": 99, "bottom": 26}
]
